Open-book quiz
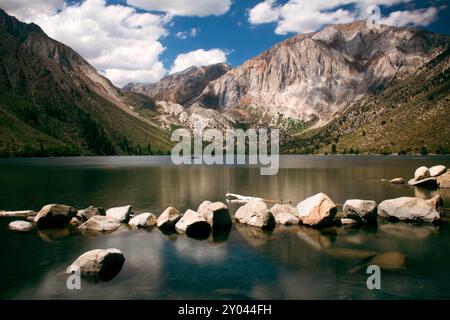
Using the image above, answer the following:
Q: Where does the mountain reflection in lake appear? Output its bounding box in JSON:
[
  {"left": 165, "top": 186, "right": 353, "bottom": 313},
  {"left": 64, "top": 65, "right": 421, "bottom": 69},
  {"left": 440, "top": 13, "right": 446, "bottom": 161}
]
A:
[{"left": 0, "top": 155, "right": 449, "bottom": 299}]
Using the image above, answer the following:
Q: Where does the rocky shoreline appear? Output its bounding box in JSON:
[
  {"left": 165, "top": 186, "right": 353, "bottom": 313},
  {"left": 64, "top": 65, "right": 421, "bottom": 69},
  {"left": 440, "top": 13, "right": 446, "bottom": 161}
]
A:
[{"left": 2, "top": 165, "right": 449, "bottom": 281}]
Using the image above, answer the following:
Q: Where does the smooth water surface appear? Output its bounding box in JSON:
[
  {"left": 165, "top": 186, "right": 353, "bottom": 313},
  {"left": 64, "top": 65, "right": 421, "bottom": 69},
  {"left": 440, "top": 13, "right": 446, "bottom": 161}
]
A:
[{"left": 0, "top": 155, "right": 449, "bottom": 299}]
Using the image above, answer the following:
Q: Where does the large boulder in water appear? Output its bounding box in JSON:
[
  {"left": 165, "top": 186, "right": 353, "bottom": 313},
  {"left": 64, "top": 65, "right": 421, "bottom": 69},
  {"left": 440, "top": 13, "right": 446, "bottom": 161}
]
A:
[
  {"left": 175, "top": 209, "right": 211, "bottom": 238},
  {"left": 269, "top": 204, "right": 299, "bottom": 225},
  {"left": 129, "top": 213, "right": 157, "bottom": 228},
  {"left": 235, "top": 201, "right": 275, "bottom": 229},
  {"left": 415, "top": 166, "right": 430, "bottom": 181},
  {"left": 67, "top": 248, "right": 125, "bottom": 281},
  {"left": 106, "top": 205, "right": 132, "bottom": 222},
  {"left": 34, "top": 204, "right": 78, "bottom": 229},
  {"left": 429, "top": 165, "right": 446, "bottom": 177},
  {"left": 425, "top": 194, "right": 445, "bottom": 216},
  {"left": 378, "top": 197, "right": 440, "bottom": 223},
  {"left": 343, "top": 199, "right": 377, "bottom": 224},
  {"left": 79, "top": 216, "right": 121, "bottom": 232},
  {"left": 157, "top": 207, "right": 182, "bottom": 230},
  {"left": 197, "top": 201, "right": 231, "bottom": 229},
  {"left": 78, "top": 206, "right": 105, "bottom": 222},
  {"left": 296, "top": 193, "right": 337, "bottom": 228}
]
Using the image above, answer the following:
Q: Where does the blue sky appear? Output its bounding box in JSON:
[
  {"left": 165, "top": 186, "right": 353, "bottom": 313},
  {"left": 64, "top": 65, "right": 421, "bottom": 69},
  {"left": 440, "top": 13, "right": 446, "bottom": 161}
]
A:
[{"left": 1, "top": 0, "right": 449, "bottom": 86}]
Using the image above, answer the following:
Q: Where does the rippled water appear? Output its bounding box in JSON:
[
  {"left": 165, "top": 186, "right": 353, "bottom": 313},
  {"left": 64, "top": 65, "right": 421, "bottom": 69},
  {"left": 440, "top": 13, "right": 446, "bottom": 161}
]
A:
[{"left": 0, "top": 155, "right": 449, "bottom": 299}]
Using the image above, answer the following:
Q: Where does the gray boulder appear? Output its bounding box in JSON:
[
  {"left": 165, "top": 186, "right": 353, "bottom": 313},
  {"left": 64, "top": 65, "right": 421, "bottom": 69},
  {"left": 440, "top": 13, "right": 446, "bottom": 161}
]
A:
[
  {"left": 197, "top": 201, "right": 231, "bottom": 229},
  {"left": 79, "top": 215, "right": 122, "bottom": 232},
  {"left": 67, "top": 248, "right": 125, "bottom": 281},
  {"left": 106, "top": 205, "right": 132, "bottom": 222},
  {"left": 129, "top": 213, "right": 157, "bottom": 228},
  {"left": 378, "top": 197, "right": 440, "bottom": 223},
  {"left": 34, "top": 204, "right": 78, "bottom": 229},
  {"left": 157, "top": 207, "right": 182, "bottom": 230},
  {"left": 429, "top": 165, "right": 446, "bottom": 177},
  {"left": 343, "top": 199, "right": 377, "bottom": 224},
  {"left": 415, "top": 166, "right": 430, "bottom": 181},
  {"left": 269, "top": 204, "right": 299, "bottom": 225},
  {"left": 78, "top": 206, "right": 105, "bottom": 222},
  {"left": 235, "top": 201, "right": 275, "bottom": 229},
  {"left": 296, "top": 193, "right": 337, "bottom": 228},
  {"left": 175, "top": 209, "right": 211, "bottom": 238}
]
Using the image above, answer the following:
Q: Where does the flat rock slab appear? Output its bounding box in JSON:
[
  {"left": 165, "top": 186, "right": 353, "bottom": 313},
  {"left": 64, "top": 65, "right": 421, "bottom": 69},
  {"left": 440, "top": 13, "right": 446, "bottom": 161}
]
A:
[
  {"left": 79, "top": 216, "right": 122, "bottom": 232},
  {"left": 0, "top": 210, "right": 36, "bottom": 217}
]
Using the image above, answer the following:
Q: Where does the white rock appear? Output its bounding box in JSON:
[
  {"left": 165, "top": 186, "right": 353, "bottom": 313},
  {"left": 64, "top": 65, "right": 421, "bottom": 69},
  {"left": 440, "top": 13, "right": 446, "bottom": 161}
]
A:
[
  {"left": 157, "top": 207, "right": 182, "bottom": 229},
  {"left": 79, "top": 215, "right": 121, "bottom": 232},
  {"left": 414, "top": 166, "right": 430, "bottom": 181},
  {"left": 296, "top": 193, "right": 337, "bottom": 227},
  {"left": 270, "top": 204, "right": 299, "bottom": 225},
  {"left": 378, "top": 197, "right": 440, "bottom": 223},
  {"left": 235, "top": 201, "right": 275, "bottom": 229},
  {"left": 343, "top": 199, "right": 377, "bottom": 224},
  {"left": 175, "top": 209, "right": 211, "bottom": 238},
  {"left": 34, "top": 204, "right": 78, "bottom": 229},
  {"left": 106, "top": 205, "right": 132, "bottom": 222},
  {"left": 8, "top": 220, "right": 34, "bottom": 232},
  {"left": 129, "top": 213, "right": 157, "bottom": 228},
  {"left": 197, "top": 201, "right": 231, "bottom": 229},
  {"left": 438, "top": 172, "right": 450, "bottom": 188},
  {"left": 67, "top": 248, "right": 125, "bottom": 280},
  {"left": 430, "top": 165, "right": 446, "bottom": 177}
]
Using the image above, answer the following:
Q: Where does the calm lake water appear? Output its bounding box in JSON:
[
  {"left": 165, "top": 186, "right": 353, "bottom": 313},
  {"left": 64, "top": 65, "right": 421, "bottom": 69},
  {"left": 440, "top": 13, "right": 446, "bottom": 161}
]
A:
[{"left": 0, "top": 155, "right": 449, "bottom": 300}]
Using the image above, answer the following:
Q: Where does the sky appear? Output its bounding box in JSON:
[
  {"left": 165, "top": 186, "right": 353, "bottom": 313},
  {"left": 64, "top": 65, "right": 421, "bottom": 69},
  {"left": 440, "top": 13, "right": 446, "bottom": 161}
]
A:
[{"left": 0, "top": 0, "right": 449, "bottom": 87}]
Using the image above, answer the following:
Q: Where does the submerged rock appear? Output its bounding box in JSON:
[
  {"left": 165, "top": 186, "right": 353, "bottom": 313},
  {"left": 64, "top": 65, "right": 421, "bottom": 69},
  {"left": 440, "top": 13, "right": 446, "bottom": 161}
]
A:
[
  {"left": 297, "top": 227, "right": 332, "bottom": 250},
  {"left": 378, "top": 197, "right": 440, "bottom": 223},
  {"left": 175, "top": 209, "right": 211, "bottom": 238},
  {"left": 327, "top": 248, "right": 378, "bottom": 260},
  {"left": 235, "top": 201, "right": 275, "bottom": 229},
  {"left": 270, "top": 204, "right": 299, "bottom": 225},
  {"left": 296, "top": 193, "right": 337, "bottom": 228},
  {"left": 106, "top": 205, "right": 132, "bottom": 222},
  {"left": 389, "top": 178, "right": 404, "bottom": 184},
  {"left": 343, "top": 199, "right": 377, "bottom": 224},
  {"left": 369, "top": 252, "right": 406, "bottom": 270},
  {"left": 34, "top": 204, "right": 78, "bottom": 229},
  {"left": 8, "top": 220, "right": 34, "bottom": 232},
  {"left": 430, "top": 165, "right": 446, "bottom": 177},
  {"left": 157, "top": 207, "right": 182, "bottom": 230},
  {"left": 129, "top": 213, "right": 157, "bottom": 228},
  {"left": 197, "top": 201, "right": 231, "bottom": 229},
  {"left": 79, "top": 216, "right": 121, "bottom": 232},
  {"left": 67, "top": 248, "right": 125, "bottom": 281}
]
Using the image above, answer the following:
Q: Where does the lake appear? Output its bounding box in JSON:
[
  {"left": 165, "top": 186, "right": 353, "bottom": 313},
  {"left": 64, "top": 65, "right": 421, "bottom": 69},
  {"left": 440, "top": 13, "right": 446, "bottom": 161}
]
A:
[{"left": 0, "top": 155, "right": 449, "bottom": 300}]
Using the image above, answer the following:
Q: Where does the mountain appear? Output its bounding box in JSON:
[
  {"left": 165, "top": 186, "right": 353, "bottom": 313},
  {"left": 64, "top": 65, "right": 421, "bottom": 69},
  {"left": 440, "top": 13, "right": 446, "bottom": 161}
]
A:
[
  {"left": 0, "top": 9, "right": 171, "bottom": 157},
  {"left": 124, "top": 20, "right": 449, "bottom": 154},
  {"left": 287, "top": 44, "right": 450, "bottom": 155},
  {"left": 195, "top": 21, "right": 448, "bottom": 124},
  {"left": 122, "top": 63, "right": 230, "bottom": 105}
]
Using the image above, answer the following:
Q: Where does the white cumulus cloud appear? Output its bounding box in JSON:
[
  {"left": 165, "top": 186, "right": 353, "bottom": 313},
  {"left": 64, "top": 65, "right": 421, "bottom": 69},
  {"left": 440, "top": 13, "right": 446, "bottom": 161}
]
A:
[
  {"left": 381, "top": 7, "right": 439, "bottom": 27},
  {"left": 0, "top": 0, "right": 169, "bottom": 87},
  {"left": 170, "top": 49, "right": 228, "bottom": 74},
  {"left": 175, "top": 27, "right": 200, "bottom": 39},
  {"left": 127, "top": 0, "right": 232, "bottom": 17},
  {"left": 248, "top": 0, "right": 439, "bottom": 34}
]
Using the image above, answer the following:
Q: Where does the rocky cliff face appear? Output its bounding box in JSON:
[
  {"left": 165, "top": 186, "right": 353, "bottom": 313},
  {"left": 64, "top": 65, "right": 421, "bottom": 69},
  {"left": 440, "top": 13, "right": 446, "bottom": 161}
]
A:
[
  {"left": 195, "top": 21, "right": 448, "bottom": 123},
  {"left": 123, "top": 63, "right": 230, "bottom": 105}
]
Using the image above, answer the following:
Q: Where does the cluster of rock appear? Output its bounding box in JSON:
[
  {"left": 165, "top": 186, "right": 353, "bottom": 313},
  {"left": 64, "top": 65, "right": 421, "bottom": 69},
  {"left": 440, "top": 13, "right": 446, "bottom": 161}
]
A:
[{"left": 389, "top": 165, "right": 448, "bottom": 188}]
